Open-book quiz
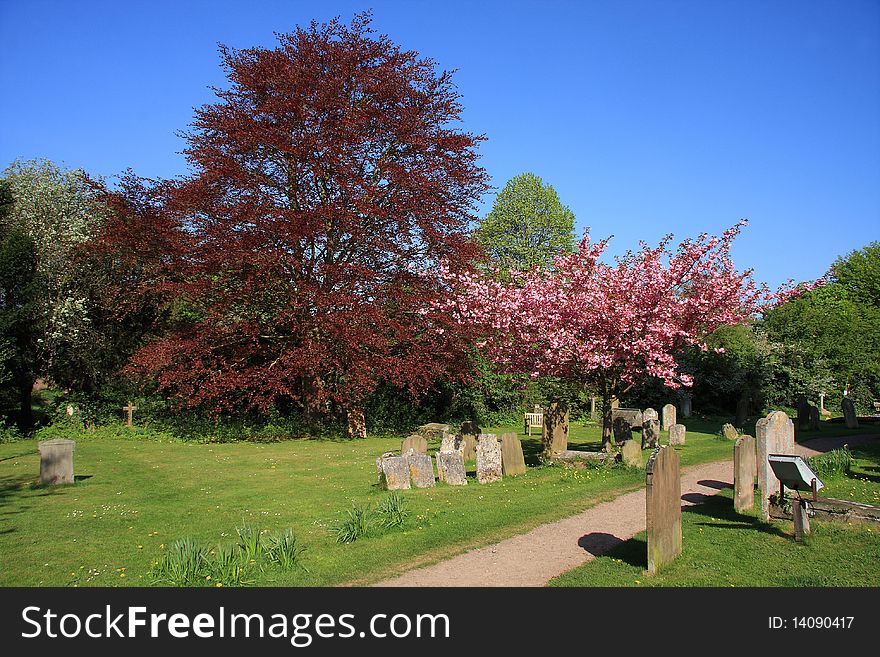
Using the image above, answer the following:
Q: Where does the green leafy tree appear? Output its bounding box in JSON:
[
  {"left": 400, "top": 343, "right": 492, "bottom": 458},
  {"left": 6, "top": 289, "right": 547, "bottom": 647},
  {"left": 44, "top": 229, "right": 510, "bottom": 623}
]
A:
[
  {"left": 476, "top": 172, "right": 575, "bottom": 274},
  {"left": 830, "top": 241, "right": 880, "bottom": 307}
]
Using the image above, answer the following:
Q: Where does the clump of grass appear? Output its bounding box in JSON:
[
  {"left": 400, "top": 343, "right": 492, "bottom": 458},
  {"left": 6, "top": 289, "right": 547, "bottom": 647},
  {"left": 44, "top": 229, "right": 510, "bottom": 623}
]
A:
[
  {"left": 376, "top": 491, "right": 409, "bottom": 528},
  {"left": 207, "top": 543, "right": 253, "bottom": 587},
  {"left": 151, "top": 538, "right": 207, "bottom": 586},
  {"left": 809, "top": 447, "right": 852, "bottom": 477},
  {"left": 265, "top": 528, "right": 306, "bottom": 569},
  {"left": 331, "top": 502, "right": 373, "bottom": 543},
  {"left": 236, "top": 524, "right": 265, "bottom": 561}
]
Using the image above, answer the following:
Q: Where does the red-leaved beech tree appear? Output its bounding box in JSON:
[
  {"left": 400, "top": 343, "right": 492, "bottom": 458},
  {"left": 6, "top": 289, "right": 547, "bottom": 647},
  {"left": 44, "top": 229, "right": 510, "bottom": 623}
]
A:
[
  {"left": 434, "top": 220, "right": 785, "bottom": 449},
  {"left": 105, "top": 14, "right": 488, "bottom": 433}
]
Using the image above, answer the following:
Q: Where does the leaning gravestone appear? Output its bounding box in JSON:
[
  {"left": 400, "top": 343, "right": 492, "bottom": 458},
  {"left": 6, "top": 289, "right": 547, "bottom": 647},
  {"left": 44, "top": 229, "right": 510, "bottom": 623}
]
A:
[
  {"left": 405, "top": 449, "right": 436, "bottom": 488},
  {"left": 841, "top": 397, "right": 859, "bottom": 429},
  {"left": 668, "top": 423, "right": 686, "bottom": 446},
  {"left": 436, "top": 451, "right": 467, "bottom": 485},
  {"left": 38, "top": 438, "right": 75, "bottom": 486},
  {"left": 400, "top": 434, "right": 428, "bottom": 455},
  {"left": 642, "top": 407, "right": 658, "bottom": 424},
  {"left": 808, "top": 404, "right": 820, "bottom": 431},
  {"left": 646, "top": 446, "right": 682, "bottom": 575},
  {"left": 542, "top": 403, "right": 569, "bottom": 458},
  {"left": 476, "top": 434, "right": 503, "bottom": 484},
  {"left": 721, "top": 423, "right": 739, "bottom": 441},
  {"left": 377, "top": 454, "right": 411, "bottom": 490},
  {"left": 756, "top": 411, "right": 795, "bottom": 521},
  {"left": 662, "top": 404, "right": 677, "bottom": 431},
  {"left": 642, "top": 418, "right": 660, "bottom": 449},
  {"left": 734, "top": 435, "right": 756, "bottom": 513},
  {"left": 500, "top": 432, "right": 527, "bottom": 476},
  {"left": 620, "top": 439, "right": 643, "bottom": 467}
]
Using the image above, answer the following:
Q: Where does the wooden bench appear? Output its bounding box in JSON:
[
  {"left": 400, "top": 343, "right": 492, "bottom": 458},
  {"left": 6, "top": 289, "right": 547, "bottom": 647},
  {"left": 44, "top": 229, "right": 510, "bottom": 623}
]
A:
[{"left": 524, "top": 412, "right": 544, "bottom": 436}]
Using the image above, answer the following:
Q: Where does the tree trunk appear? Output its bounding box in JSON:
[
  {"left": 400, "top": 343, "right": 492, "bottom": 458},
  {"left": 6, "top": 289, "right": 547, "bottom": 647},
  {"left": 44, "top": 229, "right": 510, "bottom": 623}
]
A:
[
  {"left": 17, "top": 374, "right": 34, "bottom": 430},
  {"left": 346, "top": 407, "right": 367, "bottom": 439},
  {"left": 601, "top": 390, "right": 614, "bottom": 451}
]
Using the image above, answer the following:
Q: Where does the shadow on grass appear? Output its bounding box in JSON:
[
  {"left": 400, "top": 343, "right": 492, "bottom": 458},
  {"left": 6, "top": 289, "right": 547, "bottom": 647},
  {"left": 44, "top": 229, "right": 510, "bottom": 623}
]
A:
[
  {"left": 681, "top": 494, "right": 790, "bottom": 539},
  {"left": 577, "top": 532, "right": 625, "bottom": 557},
  {"left": 0, "top": 449, "right": 36, "bottom": 463}
]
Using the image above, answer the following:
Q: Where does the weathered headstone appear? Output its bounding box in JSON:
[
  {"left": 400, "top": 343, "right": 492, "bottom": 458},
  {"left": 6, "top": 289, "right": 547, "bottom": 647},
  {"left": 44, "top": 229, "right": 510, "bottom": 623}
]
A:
[
  {"left": 400, "top": 434, "right": 428, "bottom": 455},
  {"left": 612, "top": 416, "right": 633, "bottom": 443},
  {"left": 542, "top": 403, "right": 569, "bottom": 458},
  {"left": 721, "top": 423, "right": 739, "bottom": 441},
  {"left": 735, "top": 396, "right": 749, "bottom": 428},
  {"left": 38, "top": 438, "right": 75, "bottom": 485},
  {"left": 796, "top": 395, "right": 810, "bottom": 431},
  {"left": 642, "top": 418, "right": 660, "bottom": 449},
  {"left": 611, "top": 407, "right": 643, "bottom": 429},
  {"left": 459, "top": 422, "right": 480, "bottom": 461},
  {"left": 436, "top": 451, "right": 467, "bottom": 485},
  {"left": 620, "top": 439, "right": 643, "bottom": 467},
  {"left": 377, "top": 454, "right": 411, "bottom": 490},
  {"left": 668, "top": 423, "right": 686, "bottom": 446},
  {"left": 642, "top": 407, "right": 658, "bottom": 423},
  {"left": 808, "top": 404, "right": 820, "bottom": 431},
  {"left": 476, "top": 433, "right": 503, "bottom": 484},
  {"left": 440, "top": 432, "right": 460, "bottom": 453},
  {"left": 500, "top": 432, "right": 527, "bottom": 476},
  {"left": 646, "top": 446, "right": 682, "bottom": 575},
  {"left": 406, "top": 449, "right": 435, "bottom": 488},
  {"left": 841, "top": 397, "right": 859, "bottom": 429},
  {"left": 662, "top": 404, "right": 677, "bottom": 431},
  {"left": 417, "top": 423, "right": 450, "bottom": 441},
  {"left": 756, "top": 411, "right": 795, "bottom": 521},
  {"left": 347, "top": 408, "right": 367, "bottom": 439},
  {"left": 734, "top": 434, "right": 756, "bottom": 513},
  {"left": 680, "top": 394, "right": 692, "bottom": 418},
  {"left": 460, "top": 419, "right": 481, "bottom": 436}
]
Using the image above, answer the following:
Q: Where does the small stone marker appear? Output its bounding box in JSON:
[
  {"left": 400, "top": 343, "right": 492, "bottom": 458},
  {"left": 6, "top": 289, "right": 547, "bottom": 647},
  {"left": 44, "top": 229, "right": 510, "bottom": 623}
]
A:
[
  {"left": 734, "top": 435, "right": 756, "bottom": 513},
  {"left": 642, "top": 418, "right": 660, "bottom": 449},
  {"left": 841, "top": 397, "right": 859, "bottom": 429},
  {"left": 500, "top": 432, "right": 527, "bottom": 476},
  {"left": 400, "top": 434, "right": 428, "bottom": 455},
  {"left": 38, "top": 438, "right": 75, "bottom": 485},
  {"left": 808, "top": 405, "right": 820, "bottom": 431},
  {"left": 621, "top": 439, "right": 643, "bottom": 467},
  {"left": 721, "top": 423, "right": 739, "bottom": 441},
  {"left": 646, "top": 446, "right": 682, "bottom": 575},
  {"left": 406, "top": 449, "right": 435, "bottom": 488},
  {"left": 756, "top": 411, "right": 795, "bottom": 521},
  {"left": 377, "top": 454, "right": 411, "bottom": 490},
  {"left": 542, "top": 403, "right": 569, "bottom": 458},
  {"left": 668, "top": 423, "right": 686, "bottom": 446},
  {"left": 122, "top": 401, "right": 137, "bottom": 427},
  {"left": 662, "top": 404, "right": 676, "bottom": 431},
  {"left": 417, "top": 423, "right": 450, "bottom": 440},
  {"left": 436, "top": 451, "right": 467, "bottom": 485},
  {"left": 476, "top": 433, "right": 503, "bottom": 484},
  {"left": 642, "top": 407, "right": 658, "bottom": 423}
]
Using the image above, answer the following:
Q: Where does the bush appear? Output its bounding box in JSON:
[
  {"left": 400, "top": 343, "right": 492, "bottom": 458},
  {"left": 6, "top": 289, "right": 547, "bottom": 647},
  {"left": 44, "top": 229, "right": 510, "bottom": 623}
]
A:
[{"left": 808, "top": 447, "right": 852, "bottom": 478}]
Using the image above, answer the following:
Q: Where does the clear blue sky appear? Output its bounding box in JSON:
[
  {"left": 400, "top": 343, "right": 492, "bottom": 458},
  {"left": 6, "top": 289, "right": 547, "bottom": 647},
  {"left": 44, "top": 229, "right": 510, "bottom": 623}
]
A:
[{"left": 2, "top": 0, "right": 878, "bottom": 289}]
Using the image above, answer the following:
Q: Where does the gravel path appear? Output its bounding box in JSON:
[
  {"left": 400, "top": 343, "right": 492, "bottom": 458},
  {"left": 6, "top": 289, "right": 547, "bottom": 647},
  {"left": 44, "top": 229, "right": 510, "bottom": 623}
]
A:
[{"left": 375, "top": 434, "right": 878, "bottom": 587}]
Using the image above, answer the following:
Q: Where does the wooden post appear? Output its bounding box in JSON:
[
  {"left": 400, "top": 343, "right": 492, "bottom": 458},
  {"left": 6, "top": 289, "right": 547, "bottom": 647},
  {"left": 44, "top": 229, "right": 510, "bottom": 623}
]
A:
[
  {"left": 590, "top": 396, "right": 597, "bottom": 421},
  {"left": 122, "top": 401, "right": 137, "bottom": 427}
]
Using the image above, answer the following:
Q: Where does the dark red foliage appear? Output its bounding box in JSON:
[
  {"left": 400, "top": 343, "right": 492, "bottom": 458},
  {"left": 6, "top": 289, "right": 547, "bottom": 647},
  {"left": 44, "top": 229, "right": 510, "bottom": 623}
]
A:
[{"left": 115, "top": 14, "right": 489, "bottom": 416}]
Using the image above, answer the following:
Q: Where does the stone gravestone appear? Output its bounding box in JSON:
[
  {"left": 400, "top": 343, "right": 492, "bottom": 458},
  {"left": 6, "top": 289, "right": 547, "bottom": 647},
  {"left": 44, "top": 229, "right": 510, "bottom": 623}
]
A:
[
  {"left": 436, "top": 451, "right": 467, "bottom": 485},
  {"left": 646, "top": 446, "right": 682, "bottom": 575},
  {"left": 734, "top": 435, "right": 756, "bottom": 513},
  {"left": 796, "top": 395, "right": 810, "bottom": 432},
  {"left": 459, "top": 422, "right": 480, "bottom": 461},
  {"left": 642, "top": 418, "right": 660, "bottom": 449},
  {"left": 756, "top": 411, "right": 795, "bottom": 521},
  {"left": 662, "top": 404, "right": 676, "bottom": 432},
  {"left": 417, "top": 423, "right": 450, "bottom": 441},
  {"left": 38, "top": 438, "right": 75, "bottom": 485},
  {"left": 642, "top": 407, "right": 658, "bottom": 424},
  {"left": 721, "top": 423, "right": 739, "bottom": 441},
  {"left": 440, "top": 432, "right": 460, "bottom": 453},
  {"left": 377, "top": 453, "right": 411, "bottom": 490},
  {"left": 620, "top": 439, "right": 643, "bottom": 467},
  {"left": 611, "top": 407, "right": 643, "bottom": 429},
  {"left": 405, "top": 449, "right": 435, "bottom": 488},
  {"left": 612, "top": 416, "right": 633, "bottom": 444},
  {"left": 808, "top": 404, "right": 820, "bottom": 431},
  {"left": 400, "top": 434, "right": 428, "bottom": 455},
  {"left": 841, "top": 397, "right": 859, "bottom": 429},
  {"left": 668, "top": 423, "right": 686, "bottom": 446},
  {"left": 542, "top": 403, "right": 569, "bottom": 458},
  {"left": 500, "top": 432, "right": 527, "bottom": 476},
  {"left": 735, "top": 396, "right": 749, "bottom": 428},
  {"left": 476, "top": 434, "right": 503, "bottom": 484},
  {"left": 680, "top": 394, "right": 692, "bottom": 418}
]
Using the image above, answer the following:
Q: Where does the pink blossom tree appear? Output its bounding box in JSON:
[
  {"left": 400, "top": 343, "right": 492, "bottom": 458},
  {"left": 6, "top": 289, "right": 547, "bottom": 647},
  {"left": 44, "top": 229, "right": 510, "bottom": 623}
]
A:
[{"left": 435, "top": 220, "right": 798, "bottom": 450}]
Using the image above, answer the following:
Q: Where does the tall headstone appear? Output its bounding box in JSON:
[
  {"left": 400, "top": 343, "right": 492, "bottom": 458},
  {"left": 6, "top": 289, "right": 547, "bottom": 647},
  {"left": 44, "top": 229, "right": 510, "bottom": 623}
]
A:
[
  {"left": 642, "top": 418, "right": 660, "bottom": 449},
  {"left": 38, "top": 438, "right": 75, "bottom": 485},
  {"left": 377, "top": 454, "right": 411, "bottom": 490},
  {"left": 436, "top": 451, "right": 467, "bottom": 486},
  {"left": 796, "top": 395, "right": 810, "bottom": 432},
  {"left": 406, "top": 450, "right": 436, "bottom": 488},
  {"left": 841, "top": 397, "right": 859, "bottom": 429},
  {"left": 459, "top": 421, "right": 480, "bottom": 461},
  {"left": 735, "top": 396, "right": 749, "bottom": 428},
  {"left": 668, "top": 423, "right": 686, "bottom": 446},
  {"left": 400, "top": 434, "right": 428, "bottom": 455},
  {"left": 476, "top": 434, "right": 503, "bottom": 484},
  {"left": 542, "top": 403, "right": 569, "bottom": 458},
  {"left": 662, "top": 404, "right": 676, "bottom": 431},
  {"left": 646, "top": 446, "right": 682, "bottom": 575},
  {"left": 808, "top": 405, "right": 820, "bottom": 431},
  {"left": 756, "top": 411, "right": 795, "bottom": 521},
  {"left": 642, "top": 407, "right": 658, "bottom": 424},
  {"left": 500, "top": 432, "right": 527, "bottom": 476},
  {"left": 621, "top": 439, "right": 643, "bottom": 467},
  {"left": 680, "top": 394, "right": 692, "bottom": 418},
  {"left": 734, "top": 435, "right": 756, "bottom": 513}
]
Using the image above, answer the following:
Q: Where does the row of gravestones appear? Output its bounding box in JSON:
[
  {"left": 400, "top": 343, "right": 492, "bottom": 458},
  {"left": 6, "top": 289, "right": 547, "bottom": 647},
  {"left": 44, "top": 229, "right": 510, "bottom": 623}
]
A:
[
  {"left": 612, "top": 403, "right": 687, "bottom": 451},
  {"left": 377, "top": 432, "right": 527, "bottom": 490}
]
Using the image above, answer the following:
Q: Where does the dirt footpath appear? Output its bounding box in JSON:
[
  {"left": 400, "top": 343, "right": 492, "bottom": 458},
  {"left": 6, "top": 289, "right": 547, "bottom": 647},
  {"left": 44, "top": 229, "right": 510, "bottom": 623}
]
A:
[{"left": 374, "top": 434, "right": 877, "bottom": 587}]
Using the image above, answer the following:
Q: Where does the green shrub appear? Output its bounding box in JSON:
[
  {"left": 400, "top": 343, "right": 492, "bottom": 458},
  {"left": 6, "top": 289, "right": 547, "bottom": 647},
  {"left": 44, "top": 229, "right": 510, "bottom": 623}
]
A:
[
  {"left": 376, "top": 491, "right": 409, "bottom": 529},
  {"left": 265, "top": 528, "right": 306, "bottom": 569},
  {"left": 151, "top": 538, "right": 207, "bottom": 586},
  {"left": 235, "top": 524, "right": 266, "bottom": 561},
  {"left": 808, "top": 447, "right": 852, "bottom": 477},
  {"left": 331, "top": 503, "right": 373, "bottom": 543}
]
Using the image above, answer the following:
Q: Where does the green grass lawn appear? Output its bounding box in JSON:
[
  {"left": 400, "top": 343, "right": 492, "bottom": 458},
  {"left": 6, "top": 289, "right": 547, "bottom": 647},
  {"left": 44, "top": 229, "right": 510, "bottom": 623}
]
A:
[{"left": 0, "top": 415, "right": 874, "bottom": 587}]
